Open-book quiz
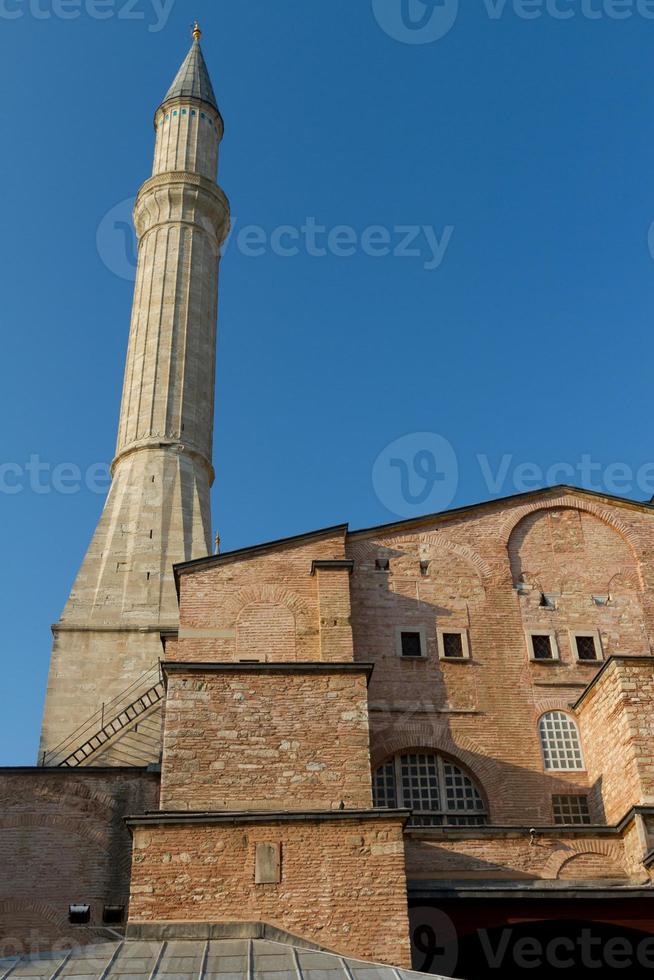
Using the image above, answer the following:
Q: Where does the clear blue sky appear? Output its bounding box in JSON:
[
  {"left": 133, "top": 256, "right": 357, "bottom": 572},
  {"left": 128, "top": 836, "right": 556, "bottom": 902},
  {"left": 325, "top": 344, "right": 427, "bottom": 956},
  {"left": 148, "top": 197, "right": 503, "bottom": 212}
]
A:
[{"left": 1, "top": 0, "right": 654, "bottom": 764}]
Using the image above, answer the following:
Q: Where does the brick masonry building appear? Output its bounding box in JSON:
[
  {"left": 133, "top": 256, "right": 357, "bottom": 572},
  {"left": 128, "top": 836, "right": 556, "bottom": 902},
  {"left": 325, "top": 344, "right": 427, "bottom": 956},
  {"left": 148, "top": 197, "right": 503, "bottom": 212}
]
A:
[{"left": 3, "top": 31, "right": 654, "bottom": 980}]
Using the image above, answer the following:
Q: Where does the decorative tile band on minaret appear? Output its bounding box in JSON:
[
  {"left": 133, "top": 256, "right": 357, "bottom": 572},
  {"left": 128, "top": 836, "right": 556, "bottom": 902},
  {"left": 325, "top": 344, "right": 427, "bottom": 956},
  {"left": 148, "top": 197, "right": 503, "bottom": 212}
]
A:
[{"left": 39, "top": 31, "right": 230, "bottom": 765}]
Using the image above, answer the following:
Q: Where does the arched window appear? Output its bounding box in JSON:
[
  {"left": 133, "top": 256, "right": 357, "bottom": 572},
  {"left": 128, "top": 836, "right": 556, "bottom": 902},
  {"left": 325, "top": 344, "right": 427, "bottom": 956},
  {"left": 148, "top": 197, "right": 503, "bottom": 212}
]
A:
[
  {"left": 372, "top": 752, "right": 487, "bottom": 827},
  {"left": 539, "top": 711, "right": 584, "bottom": 771}
]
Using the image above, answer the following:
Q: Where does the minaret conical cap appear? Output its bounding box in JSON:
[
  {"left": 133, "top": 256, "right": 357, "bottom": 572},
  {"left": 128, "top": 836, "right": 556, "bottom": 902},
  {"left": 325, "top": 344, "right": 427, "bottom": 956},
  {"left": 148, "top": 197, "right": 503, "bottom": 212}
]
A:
[{"left": 161, "top": 31, "right": 218, "bottom": 112}]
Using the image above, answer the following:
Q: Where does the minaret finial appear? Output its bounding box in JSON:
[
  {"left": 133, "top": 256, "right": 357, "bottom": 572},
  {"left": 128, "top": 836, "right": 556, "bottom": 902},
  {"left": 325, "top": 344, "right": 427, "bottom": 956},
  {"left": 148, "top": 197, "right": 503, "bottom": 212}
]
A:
[{"left": 192, "top": 20, "right": 202, "bottom": 41}]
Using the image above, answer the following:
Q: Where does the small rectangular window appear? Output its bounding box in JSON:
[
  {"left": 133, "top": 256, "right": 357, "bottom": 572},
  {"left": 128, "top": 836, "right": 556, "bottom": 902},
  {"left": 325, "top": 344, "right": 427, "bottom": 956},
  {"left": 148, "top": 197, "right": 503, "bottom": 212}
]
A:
[
  {"left": 68, "top": 905, "right": 91, "bottom": 925},
  {"left": 527, "top": 631, "right": 559, "bottom": 662},
  {"left": 437, "top": 629, "right": 470, "bottom": 661},
  {"left": 442, "top": 633, "right": 464, "bottom": 659},
  {"left": 553, "top": 795, "right": 591, "bottom": 825},
  {"left": 400, "top": 631, "right": 423, "bottom": 659},
  {"left": 102, "top": 905, "right": 125, "bottom": 925},
  {"left": 532, "top": 634, "right": 553, "bottom": 659},
  {"left": 572, "top": 632, "right": 601, "bottom": 662}
]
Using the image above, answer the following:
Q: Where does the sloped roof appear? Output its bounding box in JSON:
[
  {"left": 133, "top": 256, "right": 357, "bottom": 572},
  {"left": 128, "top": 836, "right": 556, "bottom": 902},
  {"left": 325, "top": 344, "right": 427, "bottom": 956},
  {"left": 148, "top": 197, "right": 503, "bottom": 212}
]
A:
[
  {"left": 0, "top": 937, "right": 452, "bottom": 980},
  {"left": 162, "top": 39, "right": 218, "bottom": 111},
  {"left": 174, "top": 483, "right": 654, "bottom": 581}
]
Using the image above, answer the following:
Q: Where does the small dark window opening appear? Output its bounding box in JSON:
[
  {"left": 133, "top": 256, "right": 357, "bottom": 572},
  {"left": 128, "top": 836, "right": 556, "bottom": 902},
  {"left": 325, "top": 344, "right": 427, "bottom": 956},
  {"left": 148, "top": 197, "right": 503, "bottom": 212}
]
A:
[
  {"left": 68, "top": 905, "right": 91, "bottom": 925},
  {"left": 553, "top": 795, "right": 591, "bottom": 825},
  {"left": 442, "top": 633, "right": 465, "bottom": 659},
  {"left": 532, "top": 634, "right": 554, "bottom": 660},
  {"left": 400, "top": 631, "right": 423, "bottom": 659},
  {"left": 375, "top": 559, "right": 390, "bottom": 571},
  {"left": 103, "top": 905, "right": 125, "bottom": 925},
  {"left": 575, "top": 635, "right": 599, "bottom": 661}
]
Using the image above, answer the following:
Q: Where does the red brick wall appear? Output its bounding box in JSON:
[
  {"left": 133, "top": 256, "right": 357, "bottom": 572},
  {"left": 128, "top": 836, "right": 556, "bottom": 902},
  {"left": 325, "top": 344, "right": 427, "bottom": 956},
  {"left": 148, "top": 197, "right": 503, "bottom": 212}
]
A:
[
  {"left": 160, "top": 669, "right": 373, "bottom": 811},
  {"left": 405, "top": 833, "right": 630, "bottom": 881},
  {"left": 175, "top": 531, "right": 351, "bottom": 664},
  {"left": 347, "top": 491, "right": 654, "bottom": 827},
  {"left": 0, "top": 769, "right": 159, "bottom": 955},
  {"left": 128, "top": 815, "right": 411, "bottom": 966}
]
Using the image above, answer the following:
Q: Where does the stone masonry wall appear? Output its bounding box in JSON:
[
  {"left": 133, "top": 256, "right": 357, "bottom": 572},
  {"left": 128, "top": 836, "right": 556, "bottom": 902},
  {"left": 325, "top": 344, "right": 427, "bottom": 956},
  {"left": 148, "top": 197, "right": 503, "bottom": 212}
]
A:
[
  {"left": 578, "top": 658, "right": 654, "bottom": 824},
  {"left": 160, "top": 668, "right": 373, "bottom": 811},
  {"left": 0, "top": 769, "right": 159, "bottom": 956},
  {"left": 128, "top": 816, "right": 411, "bottom": 966}
]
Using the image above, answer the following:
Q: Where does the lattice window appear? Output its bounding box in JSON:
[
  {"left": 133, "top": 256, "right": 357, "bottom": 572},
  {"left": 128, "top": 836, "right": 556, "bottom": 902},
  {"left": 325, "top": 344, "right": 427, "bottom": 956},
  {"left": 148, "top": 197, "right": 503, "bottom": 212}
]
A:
[
  {"left": 443, "top": 761, "right": 486, "bottom": 812},
  {"left": 442, "top": 633, "right": 464, "bottom": 659},
  {"left": 372, "top": 752, "right": 487, "bottom": 827},
  {"left": 574, "top": 634, "right": 600, "bottom": 662},
  {"left": 372, "top": 760, "right": 397, "bottom": 808},
  {"left": 553, "top": 795, "right": 591, "bottom": 825},
  {"left": 401, "top": 753, "right": 441, "bottom": 812},
  {"left": 531, "top": 634, "right": 554, "bottom": 660},
  {"left": 539, "top": 712, "right": 585, "bottom": 771}
]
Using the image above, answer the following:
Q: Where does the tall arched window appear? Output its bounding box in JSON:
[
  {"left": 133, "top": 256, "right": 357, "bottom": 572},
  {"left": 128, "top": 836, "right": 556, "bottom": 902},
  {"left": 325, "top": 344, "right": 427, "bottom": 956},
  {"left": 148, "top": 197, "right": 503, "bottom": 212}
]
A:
[
  {"left": 372, "top": 752, "right": 487, "bottom": 827},
  {"left": 539, "top": 711, "right": 585, "bottom": 771}
]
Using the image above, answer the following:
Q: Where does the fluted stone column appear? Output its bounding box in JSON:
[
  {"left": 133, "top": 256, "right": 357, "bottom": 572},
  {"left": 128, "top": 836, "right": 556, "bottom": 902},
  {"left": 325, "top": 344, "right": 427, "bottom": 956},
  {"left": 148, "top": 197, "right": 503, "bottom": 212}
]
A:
[{"left": 39, "top": 32, "right": 230, "bottom": 761}]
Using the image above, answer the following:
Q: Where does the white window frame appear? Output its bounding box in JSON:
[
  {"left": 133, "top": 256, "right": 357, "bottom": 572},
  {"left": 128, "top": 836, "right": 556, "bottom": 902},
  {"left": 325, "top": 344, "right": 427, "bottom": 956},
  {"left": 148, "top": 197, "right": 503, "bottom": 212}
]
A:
[
  {"left": 395, "top": 626, "right": 427, "bottom": 660},
  {"left": 570, "top": 629, "right": 603, "bottom": 664},
  {"left": 437, "top": 628, "right": 471, "bottom": 661},
  {"left": 526, "top": 630, "right": 560, "bottom": 663},
  {"left": 539, "top": 711, "right": 586, "bottom": 772}
]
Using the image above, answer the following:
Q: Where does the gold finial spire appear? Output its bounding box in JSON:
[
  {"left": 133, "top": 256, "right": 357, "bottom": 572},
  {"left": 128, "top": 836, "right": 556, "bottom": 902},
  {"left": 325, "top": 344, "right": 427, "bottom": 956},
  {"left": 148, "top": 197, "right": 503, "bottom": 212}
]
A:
[{"left": 192, "top": 20, "right": 202, "bottom": 41}]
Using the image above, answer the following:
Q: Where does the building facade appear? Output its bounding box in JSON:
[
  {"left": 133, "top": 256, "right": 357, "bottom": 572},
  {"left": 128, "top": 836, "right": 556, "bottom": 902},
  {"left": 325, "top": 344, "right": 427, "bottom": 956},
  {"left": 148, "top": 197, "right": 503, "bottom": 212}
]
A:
[{"left": 3, "top": 32, "right": 654, "bottom": 980}]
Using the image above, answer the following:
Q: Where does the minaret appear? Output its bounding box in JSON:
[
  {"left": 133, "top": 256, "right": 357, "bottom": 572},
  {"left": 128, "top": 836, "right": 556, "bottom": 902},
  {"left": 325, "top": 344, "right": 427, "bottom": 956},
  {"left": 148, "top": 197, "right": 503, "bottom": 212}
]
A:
[{"left": 39, "top": 27, "right": 230, "bottom": 763}]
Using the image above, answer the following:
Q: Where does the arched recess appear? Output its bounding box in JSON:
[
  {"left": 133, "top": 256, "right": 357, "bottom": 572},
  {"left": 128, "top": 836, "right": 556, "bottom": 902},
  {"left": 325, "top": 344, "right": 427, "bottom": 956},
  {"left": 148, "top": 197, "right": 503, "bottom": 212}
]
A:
[
  {"left": 222, "top": 584, "right": 315, "bottom": 658},
  {"left": 541, "top": 840, "right": 627, "bottom": 880},
  {"left": 506, "top": 502, "right": 643, "bottom": 594},
  {"left": 370, "top": 721, "right": 502, "bottom": 802},
  {"left": 236, "top": 602, "right": 296, "bottom": 661},
  {"left": 0, "top": 900, "right": 71, "bottom": 956},
  {"left": 504, "top": 497, "right": 641, "bottom": 573},
  {"left": 351, "top": 533, "right": 492, "bottom": 583},
  {"left": 0, "top": 812, "right": 110, "bottom": 848},
  {"left": 371, "top": 746, "right": 489, "bottom": 825}
]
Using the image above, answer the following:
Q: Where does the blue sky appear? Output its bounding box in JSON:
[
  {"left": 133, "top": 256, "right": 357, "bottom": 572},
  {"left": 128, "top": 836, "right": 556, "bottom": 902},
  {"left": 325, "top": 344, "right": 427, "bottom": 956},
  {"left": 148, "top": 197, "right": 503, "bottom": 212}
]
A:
[{"left": 1, "top": 0, "right": 654, "bottom": 763}]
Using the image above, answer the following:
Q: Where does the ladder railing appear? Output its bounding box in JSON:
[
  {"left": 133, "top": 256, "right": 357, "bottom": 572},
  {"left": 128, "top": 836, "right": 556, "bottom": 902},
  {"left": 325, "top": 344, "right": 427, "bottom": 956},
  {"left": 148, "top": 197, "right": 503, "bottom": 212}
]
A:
[{"left": 42, "top": 662, "right": 164, "bottom": 768}]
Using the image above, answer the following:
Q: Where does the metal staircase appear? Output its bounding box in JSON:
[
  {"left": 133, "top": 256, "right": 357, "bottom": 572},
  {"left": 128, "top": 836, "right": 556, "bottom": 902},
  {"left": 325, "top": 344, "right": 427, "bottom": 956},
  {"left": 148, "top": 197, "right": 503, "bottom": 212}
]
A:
[{"left": 42, "top": 663, "right": 164, "bottom": 768}]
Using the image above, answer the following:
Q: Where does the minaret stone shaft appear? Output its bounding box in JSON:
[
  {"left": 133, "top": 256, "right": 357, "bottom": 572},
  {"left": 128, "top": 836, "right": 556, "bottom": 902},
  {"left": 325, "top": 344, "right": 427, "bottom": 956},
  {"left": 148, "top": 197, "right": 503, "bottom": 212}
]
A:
[{"left": 39, "top": 34, "right": 230, "bottom": 762}]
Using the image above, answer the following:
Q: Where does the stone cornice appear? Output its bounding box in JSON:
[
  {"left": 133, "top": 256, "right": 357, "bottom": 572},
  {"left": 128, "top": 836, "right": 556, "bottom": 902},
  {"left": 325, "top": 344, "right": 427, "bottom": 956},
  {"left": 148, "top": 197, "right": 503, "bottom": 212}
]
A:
[
  {"left": 572, "top": 655, "right": 654, "bottom": 710},
  {"left": 161, "top": 660, "right": 374, "bottom": 685},
  {"left": 111, "top": 440, "right": 214, "bottom": 483},
  {"left": 125, "top": 808, "right": 410, "bottom": 829}
]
